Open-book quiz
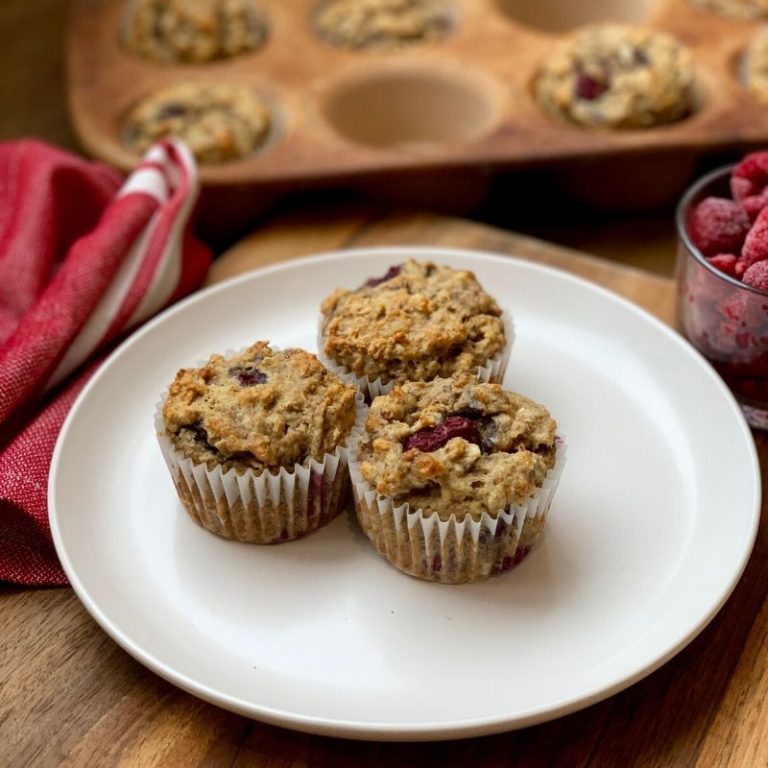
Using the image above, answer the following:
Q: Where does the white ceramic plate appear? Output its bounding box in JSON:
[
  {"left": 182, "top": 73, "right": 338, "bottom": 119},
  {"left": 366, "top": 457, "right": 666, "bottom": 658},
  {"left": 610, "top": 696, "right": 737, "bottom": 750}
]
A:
[{"left": 50, "top": 247, "right": 760, "bottom": 741}]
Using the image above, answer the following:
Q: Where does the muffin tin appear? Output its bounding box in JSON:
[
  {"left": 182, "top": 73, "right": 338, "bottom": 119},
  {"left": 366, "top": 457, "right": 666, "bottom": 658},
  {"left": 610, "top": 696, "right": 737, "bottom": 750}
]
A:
[{"left": 68, "top": 0, "right": 768, "bottom": 189}]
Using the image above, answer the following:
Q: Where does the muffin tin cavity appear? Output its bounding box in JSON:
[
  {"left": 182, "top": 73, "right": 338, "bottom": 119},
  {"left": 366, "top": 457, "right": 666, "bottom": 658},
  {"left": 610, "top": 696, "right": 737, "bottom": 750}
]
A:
[
  {"left": 323, "top": 66, "right": 502, "bottom": 149},
  {"left": 496, "top": 0, "right": 655, "bottom": 34},
  {"left": 313, "top": 0, "right": 454, "bottom": 50},
  {"left": 120, "top": 0, "right": 269, "bottom": 64}
]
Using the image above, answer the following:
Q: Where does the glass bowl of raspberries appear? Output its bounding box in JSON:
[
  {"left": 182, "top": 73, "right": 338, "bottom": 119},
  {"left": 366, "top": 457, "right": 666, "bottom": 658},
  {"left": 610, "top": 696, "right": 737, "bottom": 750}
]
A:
[{"left": 677, "top": 151, "right": 768, "bottom": 429}]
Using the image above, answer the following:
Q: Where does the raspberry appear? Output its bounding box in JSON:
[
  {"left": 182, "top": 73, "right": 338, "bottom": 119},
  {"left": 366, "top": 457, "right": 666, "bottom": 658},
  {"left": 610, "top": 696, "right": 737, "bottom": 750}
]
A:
[
  {"left": 731, "top": 152, "right": 768, "bottom": 201},
  {"left": 228, "top": 365, "right": 267, "bottom": 386},
  {"left": 575, "top": 71, "right": 609, "bottom": 101},
  {"left": 362, "top": 265, "right": 401, "bottom": 289},
  {"left": 404, "top": 416, "right": 481, "bottom": 452},
  {"left": 741, "top": 193, "right": 768, "bottom": 222},
  {"left": 741, "top": 206, "right": 768, "bottom": 267},
  {"left": 707, "top": 253, "right": 738, "bottom": 277},
  {"left": 688, "top": 197, "right": 750, "bottom": 257},
  {"left": 743, "top": 261, "right": 768, "bottom": 292}
]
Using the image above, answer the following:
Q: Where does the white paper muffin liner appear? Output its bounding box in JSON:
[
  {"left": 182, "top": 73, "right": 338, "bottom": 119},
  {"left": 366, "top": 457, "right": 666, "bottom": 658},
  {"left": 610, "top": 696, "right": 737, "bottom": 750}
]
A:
[
  {"left": 317, "top": 308, "right": 515, "bottom": 401},
  {"left": 348, "top": 437, "right": 567, "bottom": 584},
  {"left": 155, "top": 384, "right": 367, "bottom": 544}
]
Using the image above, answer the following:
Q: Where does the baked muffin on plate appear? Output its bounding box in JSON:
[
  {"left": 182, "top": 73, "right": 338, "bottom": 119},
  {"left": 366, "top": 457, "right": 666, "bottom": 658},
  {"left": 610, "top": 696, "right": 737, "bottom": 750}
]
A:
[
  {"left": 318, "top": 259, "right": 513, "bottom": 400},
  {"left": 348, "top": 374, "right": 566, "bottom": 584},
  {"left": 156, "top": 342, "right": 365, "bottom": 543},
  {"left": 535, "top": 24, "right": 694, "bottom": 130}
]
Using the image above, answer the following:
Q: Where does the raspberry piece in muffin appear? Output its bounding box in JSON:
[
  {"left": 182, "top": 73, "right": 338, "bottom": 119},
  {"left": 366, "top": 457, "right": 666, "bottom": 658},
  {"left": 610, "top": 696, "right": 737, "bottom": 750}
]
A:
[
  {"left": 350, "top": 374, "right": 565, "bottom": 583},
  {"left": 319, "top": 260, "right": 510, "bottom": 396}
]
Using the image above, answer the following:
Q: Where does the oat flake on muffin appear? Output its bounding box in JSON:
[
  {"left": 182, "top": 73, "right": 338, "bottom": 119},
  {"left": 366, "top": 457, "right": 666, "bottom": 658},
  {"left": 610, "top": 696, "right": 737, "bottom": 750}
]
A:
[
  {"left": 535, "top": 24, "right": 694, "bottom": 129},
  {"left": 319, "top": 260, "right": 509, "bottom": 394},
  {"left": 315, "top": 0, "right": 452, "bottom": 50},
  {"left": 122, "top": 0, "right": 267, "bottom": 64},
  {"left": 123, "top": 82, "right": 270, "bottom": 164}
]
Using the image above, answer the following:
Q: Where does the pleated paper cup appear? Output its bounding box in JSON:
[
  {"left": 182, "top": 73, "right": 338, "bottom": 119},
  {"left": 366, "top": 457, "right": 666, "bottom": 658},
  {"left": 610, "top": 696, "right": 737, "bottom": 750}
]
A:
[
  {"left": 317, "top": 309, "right": 514, "bottom": 401},
  {"left": 348, "top": 438, "right": 566, "bottom": 584},
  {"left": 155, "top": 391, "right": 366, "bottom": 544}
]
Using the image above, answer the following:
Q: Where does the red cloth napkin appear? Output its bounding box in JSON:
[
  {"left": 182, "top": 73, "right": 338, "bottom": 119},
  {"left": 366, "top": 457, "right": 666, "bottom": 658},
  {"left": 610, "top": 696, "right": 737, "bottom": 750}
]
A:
[{"left": 0, "top": 139, "right": 211, "bottom": 586}]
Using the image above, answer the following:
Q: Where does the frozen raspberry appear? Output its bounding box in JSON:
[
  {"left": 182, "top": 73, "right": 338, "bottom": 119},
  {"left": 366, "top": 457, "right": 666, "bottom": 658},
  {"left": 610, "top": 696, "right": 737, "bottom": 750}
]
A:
[
  {"left": 741, "top": 207, "right": 768, "bottom": 267},
  {"left": 707, "top": 253, "right": 738, "bottom": 277},
  {"left": 740, "top": 193, "right": 768, "bottom": 222},
  {"left": 404, "top": 416, "right": 481, "bottom": 453},
  {"left": 688, "top": 197, "right": 750, "bottom": 257},
  {"left": 731, "top": 152, "right": 768, "bottom": 202},
  {"left": 743, "top": 261, "right": 768, "bottom": 292},
  {"left": 736, "top": 260, "right": 748, "bottom": 277}
]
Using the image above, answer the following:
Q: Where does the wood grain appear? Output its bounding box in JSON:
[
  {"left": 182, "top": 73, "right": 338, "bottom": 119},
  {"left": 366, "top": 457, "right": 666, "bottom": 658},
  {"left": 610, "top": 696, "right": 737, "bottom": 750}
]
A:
[{"left": 2, "top": 210, "right": 765, "bottom": 767}]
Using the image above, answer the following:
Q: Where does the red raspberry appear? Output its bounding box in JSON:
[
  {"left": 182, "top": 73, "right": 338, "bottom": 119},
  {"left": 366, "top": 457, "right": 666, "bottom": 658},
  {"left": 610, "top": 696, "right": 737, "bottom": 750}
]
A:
[
  {"left": 707, "top": 253, "right": 738, "bottom": 277},
  {"left": 741, "top": 193, "right": 768, "bottom": 222},
  {"left": 731, "top": 151, "right": 768, "bottom": 201},
  {"left": 741, "top": 206, "right": 768, "bottom": 267},
  {"left": 688, "top": 197, "right": 751, "bottom": 257},
  {"left": 743, "top": 261, "right": 768, "bottom": 292}
]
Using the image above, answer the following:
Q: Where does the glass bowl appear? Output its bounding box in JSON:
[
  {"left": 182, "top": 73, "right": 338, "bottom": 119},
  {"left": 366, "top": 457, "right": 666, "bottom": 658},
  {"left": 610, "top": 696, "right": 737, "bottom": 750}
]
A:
[{"left": 676, "top": 163, "right": 768, "bottom": 429}]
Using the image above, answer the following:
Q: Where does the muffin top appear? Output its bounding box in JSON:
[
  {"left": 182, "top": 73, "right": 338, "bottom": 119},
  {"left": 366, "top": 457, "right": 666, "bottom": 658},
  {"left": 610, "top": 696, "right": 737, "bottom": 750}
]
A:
[
  {"left": 162, "top": 342, "right": 357, "bottom": 472},
  {"left": 320, "top": 260, "right": 506, "bottom": 385},
  {"left": 535, "top": 24, "right": 694, "bottom": 129},
  {"left": 359, "top": 374, "right": 557, "bottom": 520},
  {"left": 315, "top": 0, "right": 452, "bottom": 50},
  {"left": 122, "top": 0, "right": 267, "bottom": 64},
  {"left": 123, "top": 82, "right": 270, "bottom": 164}
]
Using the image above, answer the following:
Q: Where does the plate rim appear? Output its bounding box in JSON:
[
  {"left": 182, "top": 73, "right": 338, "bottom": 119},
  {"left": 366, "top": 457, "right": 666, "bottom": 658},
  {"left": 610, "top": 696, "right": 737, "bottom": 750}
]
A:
[{"left": 49, "top": 245, "right": 761, "bottom": 741}]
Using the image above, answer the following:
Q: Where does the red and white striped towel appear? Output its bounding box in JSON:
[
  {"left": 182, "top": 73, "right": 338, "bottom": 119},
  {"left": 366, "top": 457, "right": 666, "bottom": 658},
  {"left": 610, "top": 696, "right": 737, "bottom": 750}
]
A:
[{"left": 0, "top": 139, "right": 211, "bottom": 586}]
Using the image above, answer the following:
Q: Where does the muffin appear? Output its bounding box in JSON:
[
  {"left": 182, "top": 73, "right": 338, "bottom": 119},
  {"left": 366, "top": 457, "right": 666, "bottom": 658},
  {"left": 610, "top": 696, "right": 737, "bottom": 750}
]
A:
[
  {"left": 689, "top": 0, "right": 768, "bottom": 19},
  {"left": 745, "top": 27, "right": 768, "bottom": 103},
  {"left": 156, "top": 342, "right": 364, "bottom": 543},
  {"left": 315, "top": 0, "right": 452, "bottom": 50},
  {"left": 535, "top": 24, "right": 694, "bottom": 129},
  {"left": 318, "top": 260, "right": 512, "bottom": 400},
  {"left": 123, "top": 82, "right": 271, "bottom": 164},
  {"left": 121, "top": 0, "right": 267, "bottom": 64},
  {"left": 348, "top": 374, "right": 566, "bottom": 583}
]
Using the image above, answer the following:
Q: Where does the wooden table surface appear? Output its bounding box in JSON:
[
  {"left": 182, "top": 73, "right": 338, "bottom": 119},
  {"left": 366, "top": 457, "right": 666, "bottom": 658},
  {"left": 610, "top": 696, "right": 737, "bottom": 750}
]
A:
[{"left": 2, "top": 207, "right": 766, "bottom": 767}]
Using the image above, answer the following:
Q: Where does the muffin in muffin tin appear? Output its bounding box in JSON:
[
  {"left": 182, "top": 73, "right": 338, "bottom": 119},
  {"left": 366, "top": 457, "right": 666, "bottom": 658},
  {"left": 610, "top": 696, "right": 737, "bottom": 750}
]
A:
[
  {"left": 318, "top": 260, "right": 512, "bottom": 400},
  {"left": 348, "top": 373, "right": 566, "bottom": 583},
  {"left": 122, "top": 0, "right": 268, "bottom": 64},
  {"left": 535, "top": 24, "right": 695, "bottom": 130},
  {"left": 315, "top": 0, "right": 453, "bottom": 50},
  {"left": 157, "top": 341, "right": 364, "bottom": 543},
  {"left": 123, "top": 82, "right": 271, "bottom": 164}
]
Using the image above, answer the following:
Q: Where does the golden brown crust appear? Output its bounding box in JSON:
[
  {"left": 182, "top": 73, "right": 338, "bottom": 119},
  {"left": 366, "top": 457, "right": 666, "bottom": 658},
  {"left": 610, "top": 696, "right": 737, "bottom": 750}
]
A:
[
  {"left": 162, "top": 342, "right": 357, "bottom": 471},
  {"left": 359, "top": 374, "right": 557, "bottom": 520},
  {"left": 320, "top": 260, "right": 506, "bottom": 386}
]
